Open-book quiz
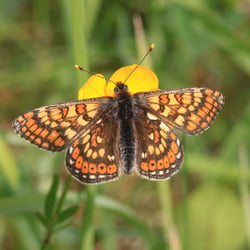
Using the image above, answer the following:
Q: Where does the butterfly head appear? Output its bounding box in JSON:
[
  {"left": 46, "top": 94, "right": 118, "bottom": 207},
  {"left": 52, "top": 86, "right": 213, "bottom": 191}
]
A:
[{"left": 114, "top": 82, "right": 129, "bottom": 95}]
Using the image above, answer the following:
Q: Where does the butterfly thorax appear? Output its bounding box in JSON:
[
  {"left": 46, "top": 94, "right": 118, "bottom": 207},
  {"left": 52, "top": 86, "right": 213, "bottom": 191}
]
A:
[{"left": 114, "top": 83, "right": 136, "bottom": 174}]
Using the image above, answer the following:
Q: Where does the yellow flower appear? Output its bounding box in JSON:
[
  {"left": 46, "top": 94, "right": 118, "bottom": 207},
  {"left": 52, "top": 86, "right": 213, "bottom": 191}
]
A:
[{"left": 78, "top": 64, "right": 159, "bottom": 100}]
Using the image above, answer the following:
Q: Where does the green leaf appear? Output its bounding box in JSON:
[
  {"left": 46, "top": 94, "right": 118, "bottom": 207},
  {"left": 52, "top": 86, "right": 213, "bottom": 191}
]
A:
[
  {"left": 44, "top": 175, "right": 59, "bottom": 221},
  {"left": 54, "top": 221, "right": 72, "bottom": 233},
  {"left": 36, "top": 211, "right": 46, "bottom": 227},
  {"left": 57, "top": 205, "right": 79, "bottom": 223}
]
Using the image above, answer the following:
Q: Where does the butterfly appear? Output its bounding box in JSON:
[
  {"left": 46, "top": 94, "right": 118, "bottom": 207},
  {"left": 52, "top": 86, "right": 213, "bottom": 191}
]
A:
[{"left": 13, "top": 74, "right": 224, "bottom": 184}]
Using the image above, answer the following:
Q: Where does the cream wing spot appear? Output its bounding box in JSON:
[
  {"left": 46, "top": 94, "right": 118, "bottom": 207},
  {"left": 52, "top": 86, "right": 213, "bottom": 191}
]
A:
[
  {"left": 188, "top": 105, "right": 195, "bottom": 111},
  {"left": 44, "top": 120, "right": 51, "bottom": 125},
  {"left": 92, "top": 151, "right": 98, "bottom": 159},
  {"left": 176, "top": 151, "right": 182, "bottom": 159},
  {"left": 161, "top": 138, "right": 167, "bottom": 147},
  {"left": 77, "top": 116, "right": 88, "bottom": 126},
  {"left": 150, "top": 103, "right": 161, "bottom": 111},
  {"left": 84, "top": 142, "right": 90, "bottom": 153},
  {"left": 158, "top": 170, "right": 164, "bottom": 175},
  {"left": 193, "top": 102, "right": 200, "bottom": 107},
  {"left": 160, "top": 130, "right": 168, "bottom": 139},
  {"left": 87, "top": 110, "right": 98, "bottom": 119},
  {"left": 41, "top": 115, "right": 49, "bottom": 123},
  {"left": 194, "top": 97, "right": 201, "bottom": 103},
  {"left": 61, "top": 121, "right": 71, "bottom": 127},
  {"left": 193, "top": 91, "right": 203, "bottom": 97},
  {"left": 82, "top": 134, "right": 90, "bottom": 144},
  {"left": 159, "top": 122, "right": 170, "bottom": 132},
  {"left": 98, "top": 175, "right": 106, "bottom": 179},
  {"left": 161, "top": 106, "right": 171, "bottom": 115},
  {"left": 65, "top": 128, "right": 77, "bottom": 140},
  {"left": 148, "top": 145, "right": 154, "bottom": 155},
  {"left": 97, "top": 136, "right": 102, "bottom": 144},
  {"left": 99, "top": 148, "right": 105, "bottom": 157},
  {"left": 177, "top": 107, "right": 187, "bottom": 114},
  {"left": 37, "top": 111, "right": 48, "bottom": 118},
  {"left": 86, "top": 149, "right": 93, "bottom": 158},
  {"left": 159, "top": 144, "right": 165, "bottom": 153},
  {"left": 51, "top": 121, "right": 58, "bottom": 128},
  {"left": 107, "top": 155, "right": 115, "bottom": 161},
  {"left": 69, "top": 146, "right": 74, "bottom": 154},
  {"left": 148, "top": 133, "right": 154, "bottom": 140},
  {"left": 67, "top": 106, "right": 78, "bottom": 117},
  {"left": 50, "top": 111, "right": 62, "bottom": 120},
  {"left": 171, "top": 164, "right": 176, "bottom": 169},
  {"left": 155, "top": 147, "right": 161, "bottom": 156},
  {"left": 176, "top": 138, "right": 181, "bottom": 146},
  {"left": 147, "top": 113, "right": 158, "bottom": 120},
  {"left": 175, "top": 115, "right": 185, "bottom": 126},
  {"left": 168, "top": 94, "right": 179, "bottom": 105}
]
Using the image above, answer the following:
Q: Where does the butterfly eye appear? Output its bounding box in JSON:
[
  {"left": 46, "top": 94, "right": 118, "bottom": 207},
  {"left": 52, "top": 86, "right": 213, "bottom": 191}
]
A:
[
  {"left": 114, "top": 86, "right": 119, "bottom": 94},
  {"left": 122, "top": 84, "right": 128, "bottom": 91}
]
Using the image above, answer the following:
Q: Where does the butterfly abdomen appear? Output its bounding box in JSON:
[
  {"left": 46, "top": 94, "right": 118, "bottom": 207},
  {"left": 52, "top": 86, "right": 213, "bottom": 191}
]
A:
[{"left": 116, "top": 91, "right": 136, "bottom": 175}]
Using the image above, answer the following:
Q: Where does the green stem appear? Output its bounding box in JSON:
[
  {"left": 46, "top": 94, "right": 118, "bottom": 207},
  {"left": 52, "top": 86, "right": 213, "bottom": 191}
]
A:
[
  {"left": 41, "top": 176, "right": 72, "bottom": 250},
  {"left": 68, "top": 1, "right": 96, "bottom": 250},
  {"left": 41, "top": 230, "right": 52, "bottom": 250},
  {"left": 80, "top": 186, "right": 96, "bottom": 250},
  {"left": 70, "top": 0, "right": 89, "bottom": 85},
  {"left": 157, "top": 182, "right": 182, "bottom": 250},
  {"left": 55, "top": 175, "right": 72, "bottom": 214},
  {"left": 238, "top": 144, "right": 250, "bottom": 248},
  {"left": 181, "top": 137, "right": 189, "bottom": 250}
]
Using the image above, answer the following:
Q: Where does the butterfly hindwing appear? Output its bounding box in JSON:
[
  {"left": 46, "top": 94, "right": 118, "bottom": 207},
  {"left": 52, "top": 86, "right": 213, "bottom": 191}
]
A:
[
  {"left": 134, "top": 109, "right": 183, "bottom": 180},
  {"left": 12, "top": 98, "right": 110, "bottom": 151},
  {"left": 136, "top": 88, "right": 224, "bottom": 135},
  {"left": 65, "top": 112, "right": 121, "bottom": 184}
]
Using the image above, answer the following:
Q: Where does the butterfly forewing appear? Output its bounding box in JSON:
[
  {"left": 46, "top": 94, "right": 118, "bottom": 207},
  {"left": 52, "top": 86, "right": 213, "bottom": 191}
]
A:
[
  {"left": 137, "top": 88, "right": 225, "bottom": 135},
  {"left": 12, "top": 98, "right": 110, "bottom": 151}
]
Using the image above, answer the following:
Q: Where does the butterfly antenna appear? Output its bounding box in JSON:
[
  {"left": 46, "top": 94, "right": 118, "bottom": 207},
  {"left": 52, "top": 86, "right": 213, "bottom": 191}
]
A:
[
  {"left": 123, "top": 43, "right": 155, "bottom": 84},
  {"left": 74, "top": 65, "right": 117, "bottom": 86},
  {"left": 74, "top": 65, "right": 102, "bottom": 81},
  {"left": 75, "top": 43, "right": 155, "bottom": 87}
]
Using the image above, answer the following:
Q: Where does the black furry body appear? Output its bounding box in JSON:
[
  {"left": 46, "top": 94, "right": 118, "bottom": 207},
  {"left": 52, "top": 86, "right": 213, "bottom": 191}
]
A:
[
  {"left": 116, "top": 89, "right": 136, "bottom": 174},
  {"left": 105, "top": 83, "right": 137, "bottom": 174}
]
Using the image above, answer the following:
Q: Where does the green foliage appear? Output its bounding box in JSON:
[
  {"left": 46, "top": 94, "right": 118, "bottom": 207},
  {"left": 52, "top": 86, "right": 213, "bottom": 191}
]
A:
[
  {"left": 0, "top": 0, "right": 250, "bottom": 249},
  {"left": 37, "top": 175, "right": 78, "bottom": 249}
]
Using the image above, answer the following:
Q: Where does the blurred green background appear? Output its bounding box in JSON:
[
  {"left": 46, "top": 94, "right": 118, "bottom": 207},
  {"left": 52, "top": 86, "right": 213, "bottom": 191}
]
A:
[{"left": 0, "top": 0, "right": 250, "bottom": 249}]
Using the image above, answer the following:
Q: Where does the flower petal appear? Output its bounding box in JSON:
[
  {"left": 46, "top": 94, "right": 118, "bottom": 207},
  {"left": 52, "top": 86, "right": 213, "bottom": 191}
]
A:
[
  {"left": 106, "top": 64, "right": 159, "bottom": 95},
  {"left": 78, "top": 65, "right": 159, "bottom": 99},
  {"left": 78, "top": 74, "right": 106, "bottom": 100}
]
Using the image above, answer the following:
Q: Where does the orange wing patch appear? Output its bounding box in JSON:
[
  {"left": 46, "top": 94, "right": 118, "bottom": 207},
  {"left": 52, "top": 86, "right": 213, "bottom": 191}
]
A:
[
  {"left": 134, "top": 111, "right": 183, "bottom": 180},
  {"left": 140, "top": 87, "right": 224, "bottom": 135},
  {"left": 65, "top": 114, "right": 121, "bottom": 184},
  {"left": 12, "top": 100, "right": 102, "bottom": 151}
]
